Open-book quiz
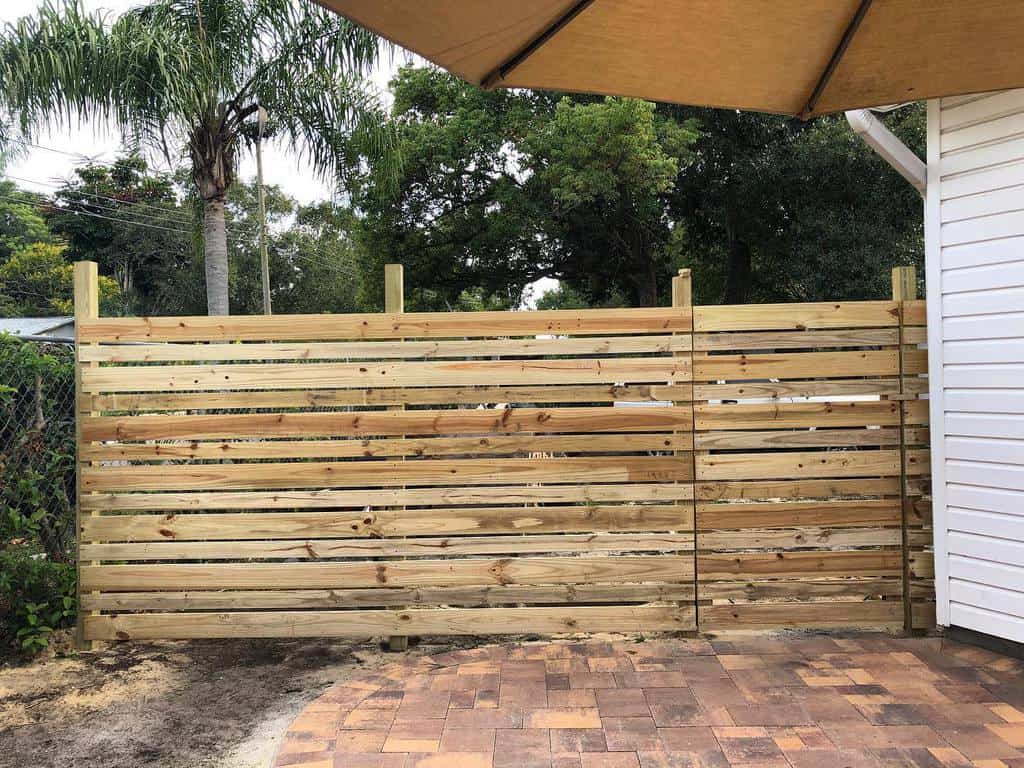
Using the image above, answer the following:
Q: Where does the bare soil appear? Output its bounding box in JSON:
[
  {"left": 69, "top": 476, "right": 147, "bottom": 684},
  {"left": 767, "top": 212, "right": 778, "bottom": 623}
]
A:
[{"left": 0, "top": 631, "right": 490, "bottom": 768}]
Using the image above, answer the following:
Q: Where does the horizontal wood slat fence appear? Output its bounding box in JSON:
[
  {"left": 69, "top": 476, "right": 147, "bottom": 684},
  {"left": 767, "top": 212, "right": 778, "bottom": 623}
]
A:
[{"left": 72, "top": 262, "right": 934, "bottom": 644}]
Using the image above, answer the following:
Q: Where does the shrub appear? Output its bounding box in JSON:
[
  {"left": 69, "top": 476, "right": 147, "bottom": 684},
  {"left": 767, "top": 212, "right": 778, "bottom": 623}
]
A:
[{"left": 0, "top": 334, "right": 77, "bottom": 654}]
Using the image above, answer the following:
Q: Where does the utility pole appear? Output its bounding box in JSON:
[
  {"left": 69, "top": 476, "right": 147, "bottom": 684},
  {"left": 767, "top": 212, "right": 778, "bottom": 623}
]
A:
[{"left": 255, "top": 105, "right": 272, "bottom": 315}]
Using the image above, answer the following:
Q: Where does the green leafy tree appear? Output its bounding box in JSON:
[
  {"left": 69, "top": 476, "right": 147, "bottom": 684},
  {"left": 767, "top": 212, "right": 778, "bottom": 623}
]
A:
[
  {"left": 0, "top": 0, "right": 394, "bottom": 315},
  {"left": 351, "top": 68, "right": 696, "bottom": 308},
  {"left": 350, "top": 66, "right": 552, "bottom": 311},
  {"left": 523, "top": 97, "right": 697, "bottom": 306},
  {"left": 47, "top": 155, "right": 193, "bottom": 315},
  {"left": 0, "top": 241, "right": 118, "bottom": 316},
  {"left": 663, "top": 105, "right": 924, "bottom": 303},
  {"left": 0, "top": 180, "right": 53, "bottom": 260},
  {"left": 225, "top": 183, "right": 360, "bottom": 315}
]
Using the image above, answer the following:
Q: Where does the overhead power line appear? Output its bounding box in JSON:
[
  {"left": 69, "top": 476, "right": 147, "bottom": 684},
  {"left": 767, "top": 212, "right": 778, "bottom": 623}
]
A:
[{"left": 3, "top": 172, "right": 194, "bottom": 225}]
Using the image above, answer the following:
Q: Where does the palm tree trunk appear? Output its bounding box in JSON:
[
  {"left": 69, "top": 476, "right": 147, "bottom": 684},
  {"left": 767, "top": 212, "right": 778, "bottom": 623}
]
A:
[{"left": 203, "top": 197, "right": 230, "bottom": 315}]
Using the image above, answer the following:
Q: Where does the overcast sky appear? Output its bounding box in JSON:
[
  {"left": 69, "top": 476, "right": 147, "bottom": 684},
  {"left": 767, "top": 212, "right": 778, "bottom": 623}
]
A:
[{"left": 0, "top": 0, "right": 406, "bottom": 204}]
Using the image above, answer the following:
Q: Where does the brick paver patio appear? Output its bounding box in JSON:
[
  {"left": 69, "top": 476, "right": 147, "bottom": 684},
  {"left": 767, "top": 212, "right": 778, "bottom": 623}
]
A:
[{"left": 273, "top": 634, "right": 1024, "bottom": 768}]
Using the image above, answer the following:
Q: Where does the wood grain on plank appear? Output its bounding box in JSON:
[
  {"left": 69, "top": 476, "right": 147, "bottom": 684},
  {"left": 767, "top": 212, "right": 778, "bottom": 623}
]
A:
[
  {"left": 696, "top": 478, "right": 901, "bottom": 501},
  {"left": 696, "top": 499, "right": 900, "bottom": 529},
  {"left": 82, "top": 433, "right": 693, "bottom": 462},
  {"left": 83, "top": 406, "right": 694, "bottom": 442},
  {"left": 694, "top": 328, "right": 899, "bottom": 351},
  {"left": 694, "top": 301, "right": 899, "bottom": 332},
  {"left": 89, "top": 384, "right": 694, "bottom": 412},
  {"left": 80, "top": 334, "right": 692, "bottom": 362},
  {"left": 80, "top": 583, "right": 697, "bottom": 611},
  {"left": 694, "top": 350, "right": 898, "bottom": 381},
  {"left": 80, "top": 483, "right": 695, "bottom": 512},
  {"left": 697, "top": 527, "right": 900, "bottom": 550},
  {"left": 697, "top": 550, "right": 901, "bottom": 579},
  {"left": 83, "top": 605, "right": 696, "bottom": 640},
  {"left": 695, "top": 401, "right": 902, "bottom": 430},
  {"left": 82, "top": 455, "right": 692, "bottom": 492},
  {"left": 694, "top": 378, "right": 919, "bottom": 401},
  {"left": 80, "top": 504, "right": 695, "bottom": 541},
  {"left": 79, "top": 307, "right": 693, "bottom": 343},
  {"left": 80, "top": 555, "right": 697, "bottom": 591},
  {"left": 696, "top": 450, "right": 901, "bottom": 481},
  {"left": 81, "top": 356, "right": 691, "bottom": 393},
  {"left": 700, "top": 601, "right": 902, "bottom": 629},
  {"left": 80, "top": 532, "right": 695, "bottom": 561}
]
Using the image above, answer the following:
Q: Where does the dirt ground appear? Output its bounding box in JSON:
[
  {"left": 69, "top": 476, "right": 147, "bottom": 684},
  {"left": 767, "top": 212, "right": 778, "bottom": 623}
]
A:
[{"left": 0, "top": 631, "right": 493, "bottom": 768}]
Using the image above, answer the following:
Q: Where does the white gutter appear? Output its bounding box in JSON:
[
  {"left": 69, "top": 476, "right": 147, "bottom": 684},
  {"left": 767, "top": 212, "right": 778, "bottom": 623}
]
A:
[{"left": 845, "top": 109, "right": 927, "bottom": 196}]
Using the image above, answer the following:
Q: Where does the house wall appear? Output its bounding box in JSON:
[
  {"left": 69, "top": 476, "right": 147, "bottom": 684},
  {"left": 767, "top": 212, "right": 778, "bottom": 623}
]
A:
[{"left": 928, "top": 90, "right": 1024, "bottom": 643}]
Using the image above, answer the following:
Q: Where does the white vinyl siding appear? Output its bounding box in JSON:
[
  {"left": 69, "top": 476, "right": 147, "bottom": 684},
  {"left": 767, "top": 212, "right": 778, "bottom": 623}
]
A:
[{"left": 930, "top": 90, "right": 1024, "bottom": 643}]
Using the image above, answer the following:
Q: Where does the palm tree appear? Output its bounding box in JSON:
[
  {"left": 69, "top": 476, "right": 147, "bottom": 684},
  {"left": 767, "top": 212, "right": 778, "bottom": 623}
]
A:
[{"left": 0, "top": 0, "right": 393, "bottom": 315}]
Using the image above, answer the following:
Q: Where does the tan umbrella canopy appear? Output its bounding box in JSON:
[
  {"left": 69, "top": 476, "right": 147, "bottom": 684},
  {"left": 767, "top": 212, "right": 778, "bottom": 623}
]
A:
[{"left": 317, "top": 0, "right": 1024, "bottom": 118}]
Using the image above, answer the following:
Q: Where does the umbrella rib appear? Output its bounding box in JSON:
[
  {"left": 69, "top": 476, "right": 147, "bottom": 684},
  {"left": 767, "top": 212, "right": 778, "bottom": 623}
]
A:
[
  {"left": 801, "top": 0, "right": 874, "bottom": 119},
  {"left": 481, "top": 0, "right": 598, "bottom": 89}
]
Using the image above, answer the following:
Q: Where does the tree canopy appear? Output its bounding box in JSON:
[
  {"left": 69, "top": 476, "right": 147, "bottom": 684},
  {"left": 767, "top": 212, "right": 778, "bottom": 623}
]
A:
[
  {"left": 0, "top": 0, "right": 394, "bottom": 314},
  {"left": 349, "top": 67, "right": 923, "bottom": 308}
]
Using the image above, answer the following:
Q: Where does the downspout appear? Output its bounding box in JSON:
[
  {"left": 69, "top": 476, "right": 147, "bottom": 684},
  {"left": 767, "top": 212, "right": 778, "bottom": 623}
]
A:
[{"left": 845, "top": 109, "right": 927, "bottom": 196}]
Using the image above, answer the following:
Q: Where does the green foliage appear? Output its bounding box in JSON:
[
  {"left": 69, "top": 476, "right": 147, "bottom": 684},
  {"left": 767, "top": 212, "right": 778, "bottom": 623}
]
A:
[
  {"left": 0, "top": 241, "right": 119, "bottom": 316},
  {"left": 350, "top": 69, "right": 698, "bottom": 308},
  {"left": 0, "top": 180, "right": 53, "bottom": 260},
  {"left": 0, "top": 335, "right": 77, "bottom": 655},
  {"left": 225, "top": 182, "right": 361, "bottom": 315},
  {"left": 350, "top": 66, "right": 549, "bottom": 311},
  {"left": 522, "top": 97, "right": 697, "bottom": 305},
  {"left": 664, "top": 104, "right": 925, "bottom": 303},
  {"left": 0, "top": 0, "right": 397, "bottom": 313},
  {"left": 47, "top": 155, "right": 195, "bottom": 316}
]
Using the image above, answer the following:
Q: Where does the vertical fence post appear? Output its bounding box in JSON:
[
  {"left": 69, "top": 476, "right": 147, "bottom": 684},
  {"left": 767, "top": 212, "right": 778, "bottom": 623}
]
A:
[
  {"left": 892, "top": 265, "right": 917, "bottom": 633},
  {"left": 671, "top": 269, "right": 698, "bottom": 630},
  {"left": 384, "top": 264, "right": 410, "bottom": 651},
  {"left": 73, "top": 261, "right": 99, "bottom": 650}
]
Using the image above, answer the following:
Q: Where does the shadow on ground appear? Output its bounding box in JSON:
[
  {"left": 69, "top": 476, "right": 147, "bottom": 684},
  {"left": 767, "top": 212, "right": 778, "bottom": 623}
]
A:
[{"left": 0, "top": 635, "right": 488, "bottom": 768}]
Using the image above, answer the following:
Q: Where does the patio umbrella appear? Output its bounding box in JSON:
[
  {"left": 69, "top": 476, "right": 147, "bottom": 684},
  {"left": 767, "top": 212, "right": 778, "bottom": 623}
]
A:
[{"left": 316, "top": 0, "right": 1024, "bottom": 117}]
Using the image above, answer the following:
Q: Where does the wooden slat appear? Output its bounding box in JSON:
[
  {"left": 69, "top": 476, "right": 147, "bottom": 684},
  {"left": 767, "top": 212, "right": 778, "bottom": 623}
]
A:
[
  {"left": 81, "top": 504, "right": 695, "bottom": 541},
  {"left": 693, "top": 378, "right": 905, "bottom": 401},
  {"left": 89, "top": 384, "right": 694, "bottom": 412},
  {"left": 82, "top": 433, "right": 693, "bottom": 462},
  {"left": 903, "top": 300, "right": 927, "bottom": 326},
  {"left": 80, "top": 532, "right": 695, "bottom": 561},
  {"left": 80, "top": 555, "right": 697, "bottom": 591},
  {"left": 694, "top": 302, "right": 899, "bottom": 332},
  {"left": 700, "top": 578, "right": 902, "bottom": 601},
  {"left": 693, "top": 350, "right": 897, "bottom": 381},
  {"left": 80, "top": 335, "right": 691, "bottom": 362},
  {"left": 700, "top": 601, "right": 902, "bottom": 629},
  {"left": 79, "top": 307, "right": 693, "bottom": 343},
  {"left": 695, "top": 402, "right": 901, "bottom": 430},
  {"left": 81, "top": 356, "right": 690, "bottom": 393},
  {"left": 83, "top": 406, "right": 694, "bottom": 442},
  {"left": 697, "top": 528, "right": 900, "bottom": 550},
  {"left": 83, "top": 605, "right": 696, "bottom": 640},
  {"left": 80, "top": 583, "right": 697, "bottom": 611},
  {"left": 697, "top": 550, "right": 901, "bottom": 579},
  {"left": 694, "top": 328, "right": 898, "bottom": 351},
  {"left": 82, "top": 456, "right": 693, "bottom": 492},
  {"left": 695, "top": 428, "right": 903, "bottom": 450},
  {"left": 80, "top": 483, "right": 695, "bottom": 512},
  {"left": 696, "top": 478, "right": 901, "bottom": 501},
  {"left": 696, "top": 499, "right": 900, "bottom": 529},
  {"left": 696, "top": 450, "right": 901, "bottom": 481}
]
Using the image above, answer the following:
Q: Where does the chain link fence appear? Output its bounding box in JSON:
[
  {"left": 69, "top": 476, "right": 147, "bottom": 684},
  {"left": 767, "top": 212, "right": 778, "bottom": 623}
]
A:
[{"left": 1, "top": 334, "right": 78, "bottom": 651}]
